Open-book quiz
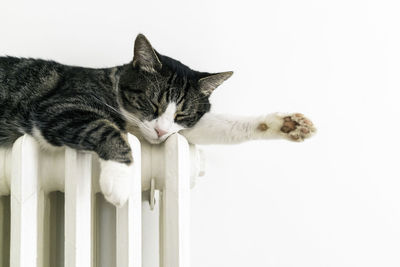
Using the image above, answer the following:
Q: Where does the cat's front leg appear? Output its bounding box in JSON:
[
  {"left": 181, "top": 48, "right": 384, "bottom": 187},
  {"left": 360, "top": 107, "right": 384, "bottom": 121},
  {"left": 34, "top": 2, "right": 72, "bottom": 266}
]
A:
[
  {"left": 35, "top": 115, "right": 134, "bottom": 207},
  {"left": 92, "top": 124, "right": 134, "bottom": 207},
  {"left": 180, "top": 112, "right": 316, "bottom": 145}
]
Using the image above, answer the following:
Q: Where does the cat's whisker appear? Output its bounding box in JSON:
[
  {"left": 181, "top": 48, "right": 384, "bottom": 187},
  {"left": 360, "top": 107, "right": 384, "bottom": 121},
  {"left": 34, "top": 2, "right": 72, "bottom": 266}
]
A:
[
  {"left": 122, "top": 113, "right": 154, "bottom": 132},
  {"left": 90, "top": 95, "right": 155, "bottom": 133}
]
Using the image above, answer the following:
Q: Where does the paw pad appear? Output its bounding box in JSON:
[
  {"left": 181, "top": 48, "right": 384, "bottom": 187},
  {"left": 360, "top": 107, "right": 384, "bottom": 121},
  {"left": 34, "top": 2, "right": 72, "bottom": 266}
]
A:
[
  {"left": 280, "top": 114, "right": 316, "bottom": 141},
  {"left": 281, "top": 117, "right": 298, "bottom": 133},
  {"left": 257, "top": 123, "right": 269, "bottom": 131}
]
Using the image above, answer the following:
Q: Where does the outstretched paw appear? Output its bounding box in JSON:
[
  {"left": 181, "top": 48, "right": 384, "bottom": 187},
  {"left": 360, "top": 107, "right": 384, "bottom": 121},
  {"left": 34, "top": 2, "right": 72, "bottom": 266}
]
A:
[
  {"left": 280, "top": 113, "right": 316, "bottom": 141},
  {"left": 99, "top": 160, "right": 133, "bottom": 207}
]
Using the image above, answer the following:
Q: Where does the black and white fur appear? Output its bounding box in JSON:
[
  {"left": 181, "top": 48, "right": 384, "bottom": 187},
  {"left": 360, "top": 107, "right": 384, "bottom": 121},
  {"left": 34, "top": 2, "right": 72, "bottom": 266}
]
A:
[{"left": 0, "top": 34, "right": 316, "bottom": 206}]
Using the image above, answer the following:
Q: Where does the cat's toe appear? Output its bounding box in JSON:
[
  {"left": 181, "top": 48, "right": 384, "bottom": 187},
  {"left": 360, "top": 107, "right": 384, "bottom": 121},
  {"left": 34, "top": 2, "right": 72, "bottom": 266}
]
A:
[{"left": 280, "top": 113, "right": 316, "bottom": 141}]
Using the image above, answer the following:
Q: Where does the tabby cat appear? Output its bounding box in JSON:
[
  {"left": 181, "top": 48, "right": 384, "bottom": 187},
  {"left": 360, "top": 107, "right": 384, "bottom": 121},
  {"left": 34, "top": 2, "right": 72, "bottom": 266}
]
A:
[{"left": 0, "top": 34, "right": 315, "bottom": 206}]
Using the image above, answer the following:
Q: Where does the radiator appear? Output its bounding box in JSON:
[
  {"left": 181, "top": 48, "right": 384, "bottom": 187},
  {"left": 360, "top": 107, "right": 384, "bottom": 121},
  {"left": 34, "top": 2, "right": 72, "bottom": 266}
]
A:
[{"left": 0, "top": 133, "right": 204, "bottom": 267}]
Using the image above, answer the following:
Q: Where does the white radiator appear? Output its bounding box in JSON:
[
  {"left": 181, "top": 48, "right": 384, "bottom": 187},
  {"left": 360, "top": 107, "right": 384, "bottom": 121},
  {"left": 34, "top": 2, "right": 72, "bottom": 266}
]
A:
[{"left": 0, "top": 133, "right": 204, "bottom": 267}]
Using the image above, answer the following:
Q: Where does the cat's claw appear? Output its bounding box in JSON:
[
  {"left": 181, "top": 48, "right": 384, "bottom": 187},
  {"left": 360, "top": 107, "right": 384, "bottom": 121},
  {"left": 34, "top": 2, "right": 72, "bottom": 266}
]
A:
[
  {"left": 99, "top": 160, "right": 133, "bottom": 207},
  {"left": 280, "top": 113, "right": 316, "bottom": 141}
]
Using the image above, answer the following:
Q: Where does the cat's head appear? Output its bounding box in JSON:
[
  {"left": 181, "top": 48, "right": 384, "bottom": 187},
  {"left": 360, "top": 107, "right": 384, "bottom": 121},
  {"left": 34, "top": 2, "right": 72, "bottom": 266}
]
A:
[{"left": 118, "top": 34, "right": 233, "bottom": 144}]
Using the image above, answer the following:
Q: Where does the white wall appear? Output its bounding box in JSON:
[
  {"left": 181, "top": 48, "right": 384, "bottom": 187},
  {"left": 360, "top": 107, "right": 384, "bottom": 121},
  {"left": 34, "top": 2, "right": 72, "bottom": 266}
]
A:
[{"left": 1, "top": 0, "right": 400, "bottom": 266}]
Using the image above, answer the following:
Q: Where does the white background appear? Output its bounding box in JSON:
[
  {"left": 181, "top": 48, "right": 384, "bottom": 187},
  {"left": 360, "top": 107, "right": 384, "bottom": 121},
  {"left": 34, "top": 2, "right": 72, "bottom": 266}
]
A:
[{"left": 1, "top": 0, "right": 400, "bottom": 266}]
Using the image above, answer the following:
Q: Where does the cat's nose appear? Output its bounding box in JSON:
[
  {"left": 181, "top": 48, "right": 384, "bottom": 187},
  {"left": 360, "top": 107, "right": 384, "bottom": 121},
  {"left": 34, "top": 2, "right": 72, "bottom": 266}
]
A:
[{"left": 155, "top": 128, "right": 168, "bottom": 138}]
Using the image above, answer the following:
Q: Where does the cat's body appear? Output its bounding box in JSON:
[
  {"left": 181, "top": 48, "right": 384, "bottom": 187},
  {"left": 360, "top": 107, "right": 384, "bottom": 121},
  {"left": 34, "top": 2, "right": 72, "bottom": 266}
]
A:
[
  {"left": 0, "top": 57, "right": 124, "bottom": 146},
  {"left": 0, "top": 34, "right": 316, "bottom": 206}
]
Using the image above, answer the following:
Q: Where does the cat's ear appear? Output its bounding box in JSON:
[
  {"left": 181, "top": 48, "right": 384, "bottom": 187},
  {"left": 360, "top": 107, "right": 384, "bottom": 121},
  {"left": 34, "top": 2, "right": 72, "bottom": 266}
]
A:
[
  {"left": 133, "top": 34, "right": 162, "bottom": 72},
  {"left": 198, "top": 71, "right": 233, "bottom": 95}
]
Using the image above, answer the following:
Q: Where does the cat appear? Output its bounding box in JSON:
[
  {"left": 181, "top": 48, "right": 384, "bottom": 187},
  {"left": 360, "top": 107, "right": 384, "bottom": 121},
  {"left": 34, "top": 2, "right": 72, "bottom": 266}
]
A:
[{"left": 0, "top": 34, "right": 316, "bottom": 206}]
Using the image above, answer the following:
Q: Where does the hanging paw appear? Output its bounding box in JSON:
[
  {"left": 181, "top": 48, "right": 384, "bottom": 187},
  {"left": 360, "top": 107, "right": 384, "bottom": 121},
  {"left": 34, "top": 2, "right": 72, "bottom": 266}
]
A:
[
  {"left": 279, "top": 113, "right": 316, "bottom": 141},
  {"left": 99, "top": 160, "right": 133, "bottom": 207}
]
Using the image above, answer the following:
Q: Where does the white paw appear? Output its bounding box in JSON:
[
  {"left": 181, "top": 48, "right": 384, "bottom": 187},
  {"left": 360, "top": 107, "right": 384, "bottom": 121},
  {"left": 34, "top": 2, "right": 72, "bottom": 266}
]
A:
[
  {"left": 99, "top": 160, "right": 133, "bottom": 207},
  {"left": 279, "top": 113, "right": 316, "bottom": 141}
]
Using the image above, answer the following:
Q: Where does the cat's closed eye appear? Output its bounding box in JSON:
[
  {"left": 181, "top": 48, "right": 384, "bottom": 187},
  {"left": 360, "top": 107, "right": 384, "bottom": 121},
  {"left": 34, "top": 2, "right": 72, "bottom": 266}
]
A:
[
  {"left": 175, "top": 113, "right": 190, "bottom": 122},
  {"left": 148, "top": 100, "right": 159, "bottom": 116}
]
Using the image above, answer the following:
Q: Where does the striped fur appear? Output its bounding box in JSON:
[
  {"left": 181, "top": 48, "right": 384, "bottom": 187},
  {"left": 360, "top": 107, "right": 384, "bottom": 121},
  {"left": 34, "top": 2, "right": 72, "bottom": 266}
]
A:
[{"left": 0, "top": 34, "right": 233, "bottom": 165}]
